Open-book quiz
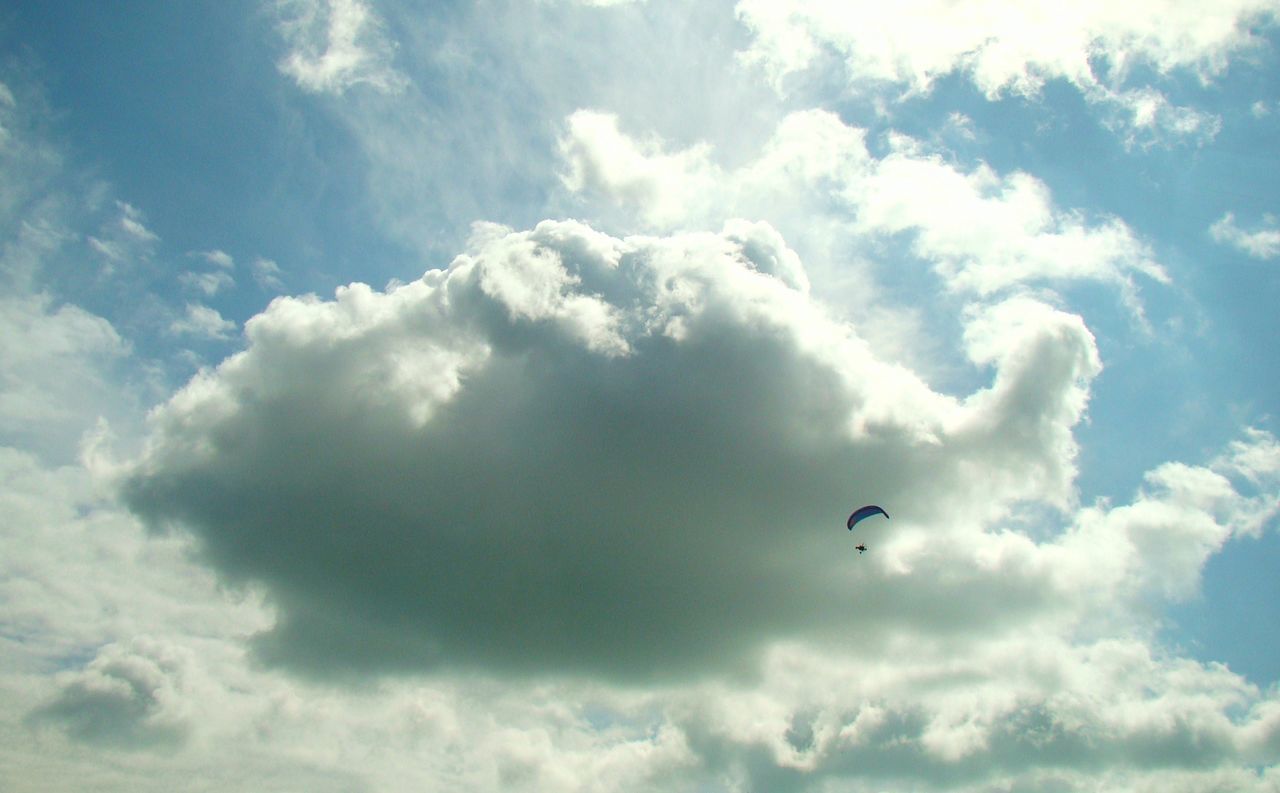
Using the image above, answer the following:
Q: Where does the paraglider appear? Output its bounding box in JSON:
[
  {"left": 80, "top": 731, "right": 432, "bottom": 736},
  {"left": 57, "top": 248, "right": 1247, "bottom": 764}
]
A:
[
  {"left": 847, "top": 505, "right": 888, "bottom": 554},
  {"left": 847, "top": 505, "right": 888, "bottom": 530}
]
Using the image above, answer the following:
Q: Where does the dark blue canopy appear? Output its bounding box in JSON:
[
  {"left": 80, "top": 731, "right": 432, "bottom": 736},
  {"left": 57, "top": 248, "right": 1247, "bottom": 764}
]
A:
[{"left": 847, "top": 505, "right": 889, "bottom": 530}]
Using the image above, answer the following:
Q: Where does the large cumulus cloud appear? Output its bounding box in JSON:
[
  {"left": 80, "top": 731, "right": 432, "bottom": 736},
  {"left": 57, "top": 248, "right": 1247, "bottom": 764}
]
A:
[{"left": 123, "top": 217, "right": 1102, "bottom": 680}]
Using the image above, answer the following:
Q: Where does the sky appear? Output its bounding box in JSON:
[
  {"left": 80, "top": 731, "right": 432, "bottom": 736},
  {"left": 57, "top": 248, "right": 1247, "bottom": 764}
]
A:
[{"left": 2, "top": 1, "right": 1280, "bottom": 790}]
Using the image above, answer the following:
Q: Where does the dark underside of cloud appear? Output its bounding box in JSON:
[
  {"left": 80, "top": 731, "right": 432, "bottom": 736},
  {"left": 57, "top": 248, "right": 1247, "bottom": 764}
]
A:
[{"left": 126, "top": 323, "right": 896, "bottom": 679}]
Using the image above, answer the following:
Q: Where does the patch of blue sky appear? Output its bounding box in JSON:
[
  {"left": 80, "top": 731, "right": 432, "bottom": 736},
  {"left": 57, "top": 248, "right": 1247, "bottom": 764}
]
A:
[
  {"left": 1167, "top": 528, "right": 1280, "bottom": 687},
  {"left": 5, "top": 3, "right": 404, "bottom": 316}
]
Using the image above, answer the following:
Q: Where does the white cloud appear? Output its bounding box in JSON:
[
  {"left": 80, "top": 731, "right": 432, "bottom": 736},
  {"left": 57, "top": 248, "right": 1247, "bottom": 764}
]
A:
[
  {"left": 670, "top": 634, "right": 1280, "bottom": 790},
  {"left": 1211, "top": 212, "right": 1280, "bottom": 259},
  {"left": 559, "top": 110, "right": 722, "bottom": 230},
  {"left": 0, "top": 444, "right": 275, "bottom": 783},
  {"left": 1093, "top": 85, "right": 1223, "bottom": 149},
  {"left": 115, "top": 201, "right": 158, "bottom": 243},
  {"left": 276, "top": 0, "right": 408, "bottom": 95},
  {"left": 561, "top": 109, "right": 1166, "bottom": 309},
  {"left": 0, "top": 445, "right": 263, "bottom": 659},
  {"left": 192, "top": 249, "right": 234, "bottom": 269},
  {"left": 1050, "top": 434, "right": 1280, "bottom": 608},
  {"left": 0, "top": 293, "right": 128, "bottom": 462},
  {"left": 179, "top": 270, "right": 235, "bottom": 296},
  {"left": 181, "top": 250, "right": 237, "bottom": 297},
  {"left": 168, "top": 303, "right": 236, "bottom": 340},
  {"left": 86, "top": 201, "right": 159, "bottom": 271},
  {"left": 653, "top": 426, "right": 1280, "bottom": 786},
  {"left": 942, "top": 111, "right": 977, "bottom": 142},
  {"left": 734, "top": 0, "right": 1276, "bottom": 143},
  {"left": 851, "top": 131, "right": 1166, "bottom": 297},
  {"left": 251, "top": 257, "right": 285, "bottom": 291}
]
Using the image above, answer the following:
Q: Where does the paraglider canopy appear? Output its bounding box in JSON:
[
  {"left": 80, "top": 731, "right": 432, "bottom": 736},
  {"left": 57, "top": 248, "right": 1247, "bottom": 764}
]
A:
[{"left": 847, "top": 505, "right": 888, "bottom": 530}]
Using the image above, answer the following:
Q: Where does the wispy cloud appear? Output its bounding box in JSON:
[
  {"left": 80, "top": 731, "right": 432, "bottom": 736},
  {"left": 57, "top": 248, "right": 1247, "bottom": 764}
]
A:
[
  {"left": 1092, "top": 84, "right": 1223, "bottom": 149},
  {"left": 168, "top": 303, "right": 236, "bottom": 340},
  {"left": 86, "top": 202, "right": 159, "bottom": 270},
  {"left": 192, "top": 249, "right": 234, "bottom": 270},
  {"left": 116, "top": 201, "right": 159, "bottom": 243},
  {"left": 250, "top": 257, "right": 284, "bottom": 291},
  {"left": 179, "top": 270, "right": 235, "bottom": 296},
  {"left": 1211, "top": 212, "right": 1280, "bottom": 259},
  {"left": 276, "top": 0, "right": 407, "bottom": 95},
  {"left": 180, "top": 251, "right": 237, "bottom": 296}
]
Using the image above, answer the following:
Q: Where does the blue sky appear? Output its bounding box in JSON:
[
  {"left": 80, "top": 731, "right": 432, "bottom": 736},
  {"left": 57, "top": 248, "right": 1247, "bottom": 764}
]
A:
[{"left": 3, "top": 1, "right": 1280, "bottom": 790}]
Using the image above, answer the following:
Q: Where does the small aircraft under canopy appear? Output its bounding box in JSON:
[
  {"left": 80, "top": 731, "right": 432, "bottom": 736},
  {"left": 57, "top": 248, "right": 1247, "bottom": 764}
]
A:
[{"left": 847, "top": 505, "right": 888, "bottom": 553}]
